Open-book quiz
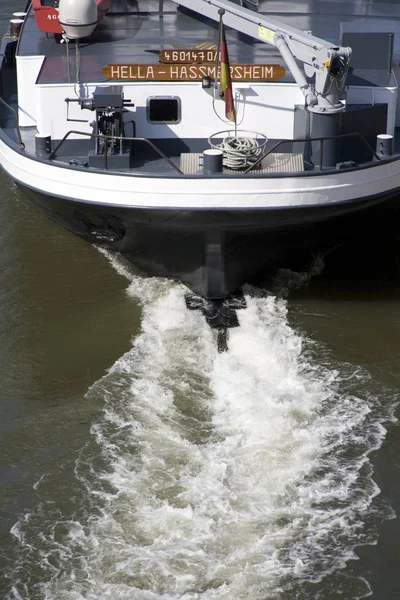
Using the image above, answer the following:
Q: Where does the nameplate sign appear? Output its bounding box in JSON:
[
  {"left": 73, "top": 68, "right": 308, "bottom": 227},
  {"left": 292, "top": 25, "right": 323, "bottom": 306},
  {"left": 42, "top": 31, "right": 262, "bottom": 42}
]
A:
[
  {"left": 102, "top": 63, "right": 286, "bottom": 81},
  {"left": 159, "top": 49, "right": 218, "bottom": 63}
]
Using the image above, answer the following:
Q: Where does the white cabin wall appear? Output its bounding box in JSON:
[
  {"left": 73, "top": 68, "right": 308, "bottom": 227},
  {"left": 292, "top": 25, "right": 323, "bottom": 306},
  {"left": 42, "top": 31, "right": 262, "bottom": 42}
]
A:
[
  {"left": 36, "top": 84, "right": 95, "bottom": 139},
  {"left": 16, "top": 55, "right": 45, "bottom": 127},
  {"left": 123, "top": 82, "right": 304, "bottom": 140},
  {"left": 35, "top": 81, "right": 304, "bottom": 141},
  {"left": 35, "top": 79, "right": 397, "bottom": 143}
]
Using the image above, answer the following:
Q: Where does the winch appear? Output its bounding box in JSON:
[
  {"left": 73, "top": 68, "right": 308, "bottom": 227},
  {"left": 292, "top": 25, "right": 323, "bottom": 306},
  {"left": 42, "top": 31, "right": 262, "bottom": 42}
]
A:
[{"left": 79, "top": 86, "right": 135, "bottom": 169}]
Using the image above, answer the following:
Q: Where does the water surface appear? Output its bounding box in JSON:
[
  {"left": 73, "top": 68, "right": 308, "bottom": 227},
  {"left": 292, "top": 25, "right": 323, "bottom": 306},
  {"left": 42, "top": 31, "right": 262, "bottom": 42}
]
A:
[{"left": 1, "top": 3, "right": 400, "bottom": 599}]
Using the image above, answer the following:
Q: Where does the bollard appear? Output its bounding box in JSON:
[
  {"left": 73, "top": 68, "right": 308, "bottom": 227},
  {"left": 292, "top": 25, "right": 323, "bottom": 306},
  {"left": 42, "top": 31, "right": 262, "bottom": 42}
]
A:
[
  {"left": 10, "top": 19, "right": 24, "bottom": 38},
  {"left": 376, "top": 134, "right": 394, "bottom": 159},
  {"left": 35, "top": 135, "right": 52, "bottom": 157},
  {"left": 203, "top": 149, "right": 223, "bottom": 174}
]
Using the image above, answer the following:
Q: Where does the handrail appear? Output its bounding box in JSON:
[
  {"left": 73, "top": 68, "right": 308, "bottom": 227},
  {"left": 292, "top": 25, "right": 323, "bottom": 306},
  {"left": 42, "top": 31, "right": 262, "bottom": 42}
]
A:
[
  {"left": 48, "top": 130, "right": 184, "bottom": 174},
  {"left": 0, "top": 97, "right": 25, "bottom": 149},
  {"left": 244, "top": 132, "right": 381, "bottom": 174},
  {"left": 45, "top": 128, "right": 385, "bottom": 177}
]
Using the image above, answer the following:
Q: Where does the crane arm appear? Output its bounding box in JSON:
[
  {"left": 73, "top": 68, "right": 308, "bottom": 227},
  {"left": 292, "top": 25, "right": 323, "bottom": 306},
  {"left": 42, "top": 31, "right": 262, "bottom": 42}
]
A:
[{"left": 171, "top": 0, "right": 352, "bottom": 114}]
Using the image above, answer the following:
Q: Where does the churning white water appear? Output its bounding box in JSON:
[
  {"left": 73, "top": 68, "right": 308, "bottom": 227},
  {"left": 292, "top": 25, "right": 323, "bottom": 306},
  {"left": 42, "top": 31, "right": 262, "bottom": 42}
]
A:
[{"left": 8, "top": 254, "right": 397, "bottom": 600}]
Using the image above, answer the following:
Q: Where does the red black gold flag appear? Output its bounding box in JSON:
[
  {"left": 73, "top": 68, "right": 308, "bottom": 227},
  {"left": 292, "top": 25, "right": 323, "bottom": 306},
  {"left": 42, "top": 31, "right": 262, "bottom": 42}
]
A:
[{"left": 218, "top": 20, "right": 236, "bottom": 123}]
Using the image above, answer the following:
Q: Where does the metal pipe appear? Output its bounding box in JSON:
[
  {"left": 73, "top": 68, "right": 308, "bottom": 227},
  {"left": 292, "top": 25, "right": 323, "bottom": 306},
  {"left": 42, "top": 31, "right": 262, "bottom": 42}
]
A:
[
  {"left": 244, "top": 132, "right": 381, "bottom": 173},
  {"left": 0, "top": 96, "right": 25, "bottom": 149},
  {"left": 48, "top": 130, "right": 184, "bottom": 174}
]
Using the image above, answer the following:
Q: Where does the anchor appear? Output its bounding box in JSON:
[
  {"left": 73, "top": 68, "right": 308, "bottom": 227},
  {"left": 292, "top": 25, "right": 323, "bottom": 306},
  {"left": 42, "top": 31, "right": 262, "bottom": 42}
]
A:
[{"left": 185, "top": 292, "right": 247, "bottom": 352}]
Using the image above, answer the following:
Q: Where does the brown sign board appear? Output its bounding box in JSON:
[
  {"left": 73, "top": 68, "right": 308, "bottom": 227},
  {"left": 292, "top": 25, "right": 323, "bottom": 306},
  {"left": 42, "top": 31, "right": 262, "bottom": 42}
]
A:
[{"left": 102, "top": 63, "right": 286, "bottom": 82}]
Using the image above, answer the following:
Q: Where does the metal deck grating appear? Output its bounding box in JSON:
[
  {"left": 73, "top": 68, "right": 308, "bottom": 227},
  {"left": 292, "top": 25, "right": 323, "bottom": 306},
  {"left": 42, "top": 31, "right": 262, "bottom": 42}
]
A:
[{"left": 180, "top": 152, "right": 304, "bottom": 174}]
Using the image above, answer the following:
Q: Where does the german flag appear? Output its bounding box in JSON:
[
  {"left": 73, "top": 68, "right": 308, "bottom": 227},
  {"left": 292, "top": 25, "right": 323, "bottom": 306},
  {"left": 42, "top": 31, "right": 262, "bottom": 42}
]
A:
[{"left": 218, "top": 21, "right": 236, "bottom": 123}]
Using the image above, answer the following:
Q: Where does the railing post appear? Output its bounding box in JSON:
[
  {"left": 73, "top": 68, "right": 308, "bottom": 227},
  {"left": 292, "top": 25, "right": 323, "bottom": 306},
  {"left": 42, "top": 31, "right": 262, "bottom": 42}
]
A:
[
  {"left": 319, "top": 139, "right": 324, "bottom": 171},
  {"left": 103, "top": 136, "right": 108, "bottom": 170}
]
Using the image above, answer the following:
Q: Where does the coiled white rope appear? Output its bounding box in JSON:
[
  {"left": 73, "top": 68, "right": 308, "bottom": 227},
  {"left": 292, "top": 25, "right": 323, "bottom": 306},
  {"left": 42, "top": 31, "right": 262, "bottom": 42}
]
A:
[{"left": 213, "top": 135, "right": 265, "bottom": 170}]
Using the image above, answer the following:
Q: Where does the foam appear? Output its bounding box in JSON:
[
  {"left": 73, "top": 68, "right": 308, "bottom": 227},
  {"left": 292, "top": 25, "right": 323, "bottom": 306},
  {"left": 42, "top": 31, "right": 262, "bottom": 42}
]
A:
[{"left": 7, "top": 254, "right": 398, "bottom": 600}]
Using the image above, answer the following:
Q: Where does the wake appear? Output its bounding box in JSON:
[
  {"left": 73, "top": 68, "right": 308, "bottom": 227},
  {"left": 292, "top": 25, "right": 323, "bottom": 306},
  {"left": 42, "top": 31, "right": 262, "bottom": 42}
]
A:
[{"left": 7, "top": 254, "right": 397, "bottom": 600}]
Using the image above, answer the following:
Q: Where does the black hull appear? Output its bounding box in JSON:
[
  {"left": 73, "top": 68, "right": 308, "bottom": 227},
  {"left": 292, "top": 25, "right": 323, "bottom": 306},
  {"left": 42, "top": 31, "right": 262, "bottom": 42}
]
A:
[{"left": 18, "top": 184, "right": 400, "bottom": 299}]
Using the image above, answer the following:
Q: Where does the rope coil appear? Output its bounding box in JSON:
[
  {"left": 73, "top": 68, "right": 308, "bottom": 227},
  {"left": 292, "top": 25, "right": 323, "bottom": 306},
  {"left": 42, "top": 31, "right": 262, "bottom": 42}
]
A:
[{"left": 208, "top": 130, "right": 268, "bottom": 170}]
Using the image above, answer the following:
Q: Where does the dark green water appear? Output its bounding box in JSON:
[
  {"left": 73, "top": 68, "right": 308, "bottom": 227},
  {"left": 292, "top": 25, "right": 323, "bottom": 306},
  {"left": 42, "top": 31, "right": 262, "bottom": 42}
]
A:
[{"left": 1, "top": 3, "right": 400, "bottom": 599}]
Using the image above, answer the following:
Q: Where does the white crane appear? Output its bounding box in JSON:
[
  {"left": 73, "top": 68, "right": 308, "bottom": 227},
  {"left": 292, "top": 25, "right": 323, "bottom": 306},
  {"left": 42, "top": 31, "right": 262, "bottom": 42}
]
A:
[{"left": 171, "top": 0, "right": 352, "bottom": 115}]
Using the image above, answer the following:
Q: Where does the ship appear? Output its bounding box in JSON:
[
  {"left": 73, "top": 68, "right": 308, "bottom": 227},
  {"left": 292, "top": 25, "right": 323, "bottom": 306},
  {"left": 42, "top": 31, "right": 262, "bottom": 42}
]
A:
[{"left": 1, "top": 0, "right": 400, "bottom": 307}]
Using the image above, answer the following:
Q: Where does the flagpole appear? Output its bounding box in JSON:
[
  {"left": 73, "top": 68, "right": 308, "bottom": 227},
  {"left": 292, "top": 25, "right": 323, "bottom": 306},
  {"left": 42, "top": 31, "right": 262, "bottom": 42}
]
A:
[
  {"left": 216, "top": 10, "right": 237, "bottom": 130},
  {"left": 215, "top": 9, "right": 224, "bottom": 100}
]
